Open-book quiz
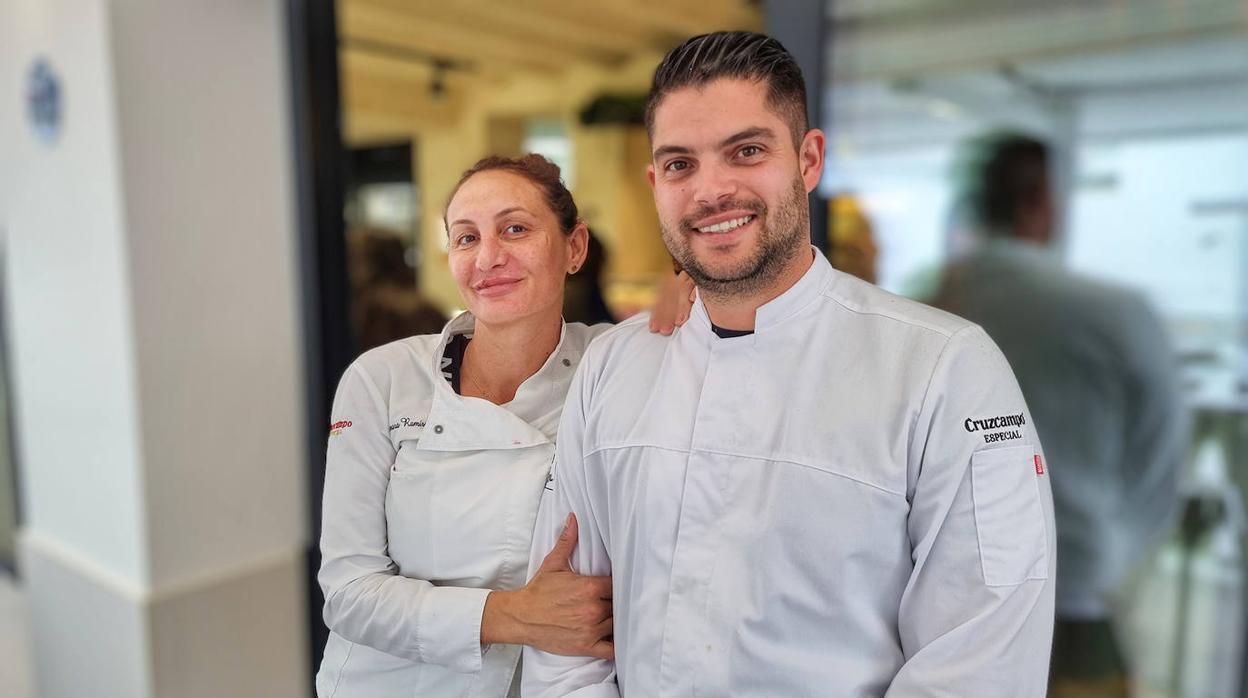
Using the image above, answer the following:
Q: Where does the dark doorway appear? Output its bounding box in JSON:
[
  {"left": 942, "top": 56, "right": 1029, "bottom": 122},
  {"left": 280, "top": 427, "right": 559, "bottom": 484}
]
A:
[{"left": 286, "top": 0, "right": 354, "bottom": 685}]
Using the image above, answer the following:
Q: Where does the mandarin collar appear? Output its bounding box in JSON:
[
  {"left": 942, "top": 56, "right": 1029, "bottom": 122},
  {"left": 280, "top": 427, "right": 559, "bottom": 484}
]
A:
[
  {"left": 428, "top": 311, "right": 576, "bottom": 437},
  {"left": 689, "top": 246, "right": 832, "bottom": 336}
]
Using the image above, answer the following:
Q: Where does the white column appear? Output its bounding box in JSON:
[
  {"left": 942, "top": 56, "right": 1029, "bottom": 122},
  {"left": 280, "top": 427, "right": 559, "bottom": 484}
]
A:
[{"left": 0, "top": 1, "right": 309, "bottom": 696}]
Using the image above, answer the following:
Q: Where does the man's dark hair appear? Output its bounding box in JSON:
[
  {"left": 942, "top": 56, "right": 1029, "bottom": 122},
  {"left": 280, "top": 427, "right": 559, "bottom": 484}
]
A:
[
  {"left": 962, "top": 131, "right": 1050, "bottom": 235},
  {"left": 644, "top": 31, "right": 809, "bottom": 147}
]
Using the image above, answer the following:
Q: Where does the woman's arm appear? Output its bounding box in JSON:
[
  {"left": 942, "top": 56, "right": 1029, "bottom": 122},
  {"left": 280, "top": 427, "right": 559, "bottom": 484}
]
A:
[
  {"left": 319, "top": 362, "right": 494, "bottom": 672},
  {"left": 320, "top": 359, "right": 615, "bottom": 672}
]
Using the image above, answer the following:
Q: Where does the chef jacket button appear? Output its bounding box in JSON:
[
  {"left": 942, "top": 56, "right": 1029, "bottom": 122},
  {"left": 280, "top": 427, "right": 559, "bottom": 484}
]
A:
[
  {"left": 562, "top": 358, "right": 572, "bottom": 367},
  {"left": 433, "top": 424, "right": 444, "bottom": 434}
]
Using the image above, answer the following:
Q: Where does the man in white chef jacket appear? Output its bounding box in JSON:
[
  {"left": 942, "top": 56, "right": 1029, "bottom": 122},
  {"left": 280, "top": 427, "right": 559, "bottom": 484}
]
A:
[{"left": 524, "top": 31, "right": 1056, "bottom": 697}]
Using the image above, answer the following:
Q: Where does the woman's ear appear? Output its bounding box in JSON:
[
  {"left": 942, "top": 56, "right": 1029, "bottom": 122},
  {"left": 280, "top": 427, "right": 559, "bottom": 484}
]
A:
[{"left": 567, "top": 223, "right": 590, "bottom": 274}]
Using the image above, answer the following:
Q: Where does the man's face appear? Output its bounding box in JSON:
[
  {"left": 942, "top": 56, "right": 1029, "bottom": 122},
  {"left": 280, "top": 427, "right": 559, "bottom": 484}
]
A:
[{"left": 647, "top": 78, "right": 824, "bottom": 297}]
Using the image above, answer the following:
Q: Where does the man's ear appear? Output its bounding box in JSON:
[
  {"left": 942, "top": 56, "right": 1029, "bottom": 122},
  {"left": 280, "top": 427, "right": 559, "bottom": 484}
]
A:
[
  {"left": 799, "top": 128, "right": 826, "bottom": 193},
  {"left": 647, "top": 163, "right": 657, "bottom": 191}
]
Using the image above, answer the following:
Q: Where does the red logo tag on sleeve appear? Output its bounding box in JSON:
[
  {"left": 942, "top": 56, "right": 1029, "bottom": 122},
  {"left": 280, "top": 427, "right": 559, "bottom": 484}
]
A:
[
  {"left": 1034, "top": 454, "right": 1045, "bottom": 475},
  {"left": 329, "top": 420, "right": 353, "bottom": 437}
]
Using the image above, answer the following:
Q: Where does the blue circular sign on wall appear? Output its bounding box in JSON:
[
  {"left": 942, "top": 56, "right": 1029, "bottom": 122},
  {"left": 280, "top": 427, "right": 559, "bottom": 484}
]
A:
[{"left": 26, "top": 57, "right": 63, "bottom": 145}]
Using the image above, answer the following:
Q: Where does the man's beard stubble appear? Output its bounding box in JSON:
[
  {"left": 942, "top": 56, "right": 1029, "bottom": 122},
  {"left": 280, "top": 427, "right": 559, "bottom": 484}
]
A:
[{"left": 661, "top": 176, "right": 810, "bottom": 300}]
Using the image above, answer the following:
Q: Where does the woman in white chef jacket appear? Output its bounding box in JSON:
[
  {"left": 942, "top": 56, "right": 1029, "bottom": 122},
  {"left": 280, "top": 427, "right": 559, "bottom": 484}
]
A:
[{"left": 316, "top": 154, "right": 690, "bottom": 697}]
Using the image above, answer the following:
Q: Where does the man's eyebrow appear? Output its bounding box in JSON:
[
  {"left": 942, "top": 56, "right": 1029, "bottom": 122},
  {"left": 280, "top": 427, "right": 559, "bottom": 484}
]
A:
[
  {"left": 652, "top": 128, "right": 777, "bottom": 160},
  {"left": 652, "top": 144, "right": 692, "bottom": 160},
  {"left": 719, "top": 127, "right": 776, "bottom": 148}
]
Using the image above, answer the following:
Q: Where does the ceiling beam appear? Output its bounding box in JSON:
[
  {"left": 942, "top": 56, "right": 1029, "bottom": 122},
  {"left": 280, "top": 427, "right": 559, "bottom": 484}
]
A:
[
  {"left": 339, "top": 0, "right": 580, "bottom": 73},
  {"left": 518, "top": 0, "right": 758, "bottom": 47},
  {"left": 622, "top": 0, "right": 760, "bottom": 37},
  {"left": 358, "top": 0, "right": 648, "bottom": 59},
  {"left": 339, "top": 45, "right": 467, "bottom": 133}
]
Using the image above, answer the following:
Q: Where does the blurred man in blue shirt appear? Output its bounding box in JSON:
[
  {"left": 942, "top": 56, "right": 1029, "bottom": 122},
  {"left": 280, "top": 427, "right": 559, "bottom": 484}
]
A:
[{"left": 931, "top": 132, "right": 1188, "bottom": 698}]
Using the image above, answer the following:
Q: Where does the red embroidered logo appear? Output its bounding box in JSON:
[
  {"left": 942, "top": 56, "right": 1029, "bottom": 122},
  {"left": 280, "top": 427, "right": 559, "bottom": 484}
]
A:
[
  {"left": 329, "top": 420, "right": 353, "bottom": 437},
  {"left": 1034, "top": 454, "right": 1045, "bottom": 475}
]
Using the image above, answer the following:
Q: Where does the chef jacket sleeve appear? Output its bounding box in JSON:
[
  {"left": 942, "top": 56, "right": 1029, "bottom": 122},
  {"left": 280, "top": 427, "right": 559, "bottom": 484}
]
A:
[
  {"left": 318, "top": 362, "right": 491, "bottom": 672},
  {"left": 522, "top": 350, "right": 620, "bottom": 698},
  {"left": 886, "top": 324, "right": 1056, "bottom": 697},
  {"left": 1117, "top": 294, "right": 1186, "bottom": 569}
]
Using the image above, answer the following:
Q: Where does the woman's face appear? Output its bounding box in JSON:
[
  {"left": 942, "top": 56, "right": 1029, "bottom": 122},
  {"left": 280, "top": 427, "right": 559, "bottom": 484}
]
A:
[{"left": 445, "top": 170, "right": 587, "bottom": 326}]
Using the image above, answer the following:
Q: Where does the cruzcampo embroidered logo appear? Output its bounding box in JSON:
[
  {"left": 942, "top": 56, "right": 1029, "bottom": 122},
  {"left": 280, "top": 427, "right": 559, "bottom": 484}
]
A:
[
  {"left": 329, "top": 420, "right": 353, "bottom": 437},
  {"left": 963, "top": 412, "right": 1026, "bottom": 444}
]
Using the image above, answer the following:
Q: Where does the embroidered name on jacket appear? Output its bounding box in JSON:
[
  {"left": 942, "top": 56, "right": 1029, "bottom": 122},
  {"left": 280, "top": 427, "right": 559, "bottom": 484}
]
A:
[
  {"left": 388, "top": 417, "right": 425, "bottom": 432},
  {"left": 963, "top": 412, "right": 1027, "bottom": 443}
]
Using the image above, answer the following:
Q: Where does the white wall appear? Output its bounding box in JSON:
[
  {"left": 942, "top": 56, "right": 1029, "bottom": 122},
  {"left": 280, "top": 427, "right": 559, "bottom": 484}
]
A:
[
  {"left": 2, "top": 0, "right": 150, "bottom": 585},
  {"left": 109, "top": 0, "right": 306, "bottom": 591},
  {"left": 1, "top": 0, "right": 310, "bottom": 694},
  {"left": 1079, "top": 79, "right": 1248, "bottom": 142}
]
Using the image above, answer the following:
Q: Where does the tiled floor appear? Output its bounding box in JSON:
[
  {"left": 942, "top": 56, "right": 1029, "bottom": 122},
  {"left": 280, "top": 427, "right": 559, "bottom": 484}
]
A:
[{"left": 0, "top": 571, "right": 32, "bottom": 698}]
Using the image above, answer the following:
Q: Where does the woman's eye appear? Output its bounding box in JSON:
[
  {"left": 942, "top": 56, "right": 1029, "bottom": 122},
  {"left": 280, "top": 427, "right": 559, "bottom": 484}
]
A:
[
  {"left": 454, "top": 233, "right": 477, "bottom": 247},
  {"left": 504, "top": 224, "right": 526, "bottom": 234}
]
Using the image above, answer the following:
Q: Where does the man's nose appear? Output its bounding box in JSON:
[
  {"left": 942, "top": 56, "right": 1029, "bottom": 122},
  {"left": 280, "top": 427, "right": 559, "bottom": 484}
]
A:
[{"left": 692, "top": 163, "right": 739, "bottom": 208}]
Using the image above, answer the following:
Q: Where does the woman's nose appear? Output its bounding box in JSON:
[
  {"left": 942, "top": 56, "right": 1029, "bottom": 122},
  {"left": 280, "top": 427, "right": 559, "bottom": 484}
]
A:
[{"left": 475, "top": 234, "right": 506, "bottom": 270}]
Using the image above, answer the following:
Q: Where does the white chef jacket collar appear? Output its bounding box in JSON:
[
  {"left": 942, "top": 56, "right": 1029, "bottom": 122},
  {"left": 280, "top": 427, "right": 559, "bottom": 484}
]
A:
[
  {"left": 419, "top": 311, "right": 576, "bottom": 451},
  {"left": 689, "top": 246, "right": 831, "bottom": 336}
]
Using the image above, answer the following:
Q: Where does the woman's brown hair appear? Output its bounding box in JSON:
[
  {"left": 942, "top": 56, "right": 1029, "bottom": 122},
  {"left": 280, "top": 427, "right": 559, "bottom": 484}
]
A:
[{"left": 444, "top": 154, "right": 579, "bottom": 234}]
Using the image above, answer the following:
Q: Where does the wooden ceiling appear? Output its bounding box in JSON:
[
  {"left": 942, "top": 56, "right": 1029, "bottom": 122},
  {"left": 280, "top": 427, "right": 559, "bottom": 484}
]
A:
[
  {"left": 337, "top": 0, "right": 762, "bottom": 142},
  {"left": 340, "top": 0, "right": 760, "bottom": 74}
]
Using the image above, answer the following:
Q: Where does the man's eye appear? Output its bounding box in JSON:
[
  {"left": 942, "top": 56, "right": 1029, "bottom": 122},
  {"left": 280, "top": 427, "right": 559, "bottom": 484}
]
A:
[
  {"left": 739, "top": 145, "right": 762, "bottom": 158},
  {"left": 665, "top": 160, "right": 689, "bottom": 173}
]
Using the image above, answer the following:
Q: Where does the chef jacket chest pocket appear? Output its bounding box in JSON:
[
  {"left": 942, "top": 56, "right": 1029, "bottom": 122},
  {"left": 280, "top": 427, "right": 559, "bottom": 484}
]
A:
[
  {"left": 388, "top": 424, "right": 425, "bottom": 456},
  {"left": 970, "top": 446, "right": 1049, "bottom": 587},
  {"left": 386, "top": 446, "right": 500, "bottom": 579}
]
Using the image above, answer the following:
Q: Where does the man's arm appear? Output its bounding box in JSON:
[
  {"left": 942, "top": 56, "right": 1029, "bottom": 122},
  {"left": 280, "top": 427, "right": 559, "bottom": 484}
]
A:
[
  {"left": 523, "top": 349, "right": 619, "bottom": 698},
  {"left": 886, "top": 325, "right": 1056, "bottom": 697}
]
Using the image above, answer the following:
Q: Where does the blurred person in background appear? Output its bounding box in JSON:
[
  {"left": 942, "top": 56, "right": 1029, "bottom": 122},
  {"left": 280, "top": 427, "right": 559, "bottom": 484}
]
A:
[
  {"left": 347, "top": 227, "right": 448, "bottom": 351},
  {"left": 561, "top": 229, "right": 614, "bottom": 325},
  {"left": 930, "top": 132, "right": 1188, "bottom": 698},
  {"left": 317, "top": 154, "right": 693, "bottom": 697},
  {"left": 828, "top": 192, "right": 879, "bottom": 284}
]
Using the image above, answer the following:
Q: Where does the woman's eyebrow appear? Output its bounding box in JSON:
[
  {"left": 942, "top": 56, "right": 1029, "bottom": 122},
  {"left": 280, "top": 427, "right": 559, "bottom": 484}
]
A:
[
  {"left": 494, "top": 206, "right": 528, "bottom": 219},
  {"left": 449, "top": 206, "right": 531, "bottom": 229}
]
